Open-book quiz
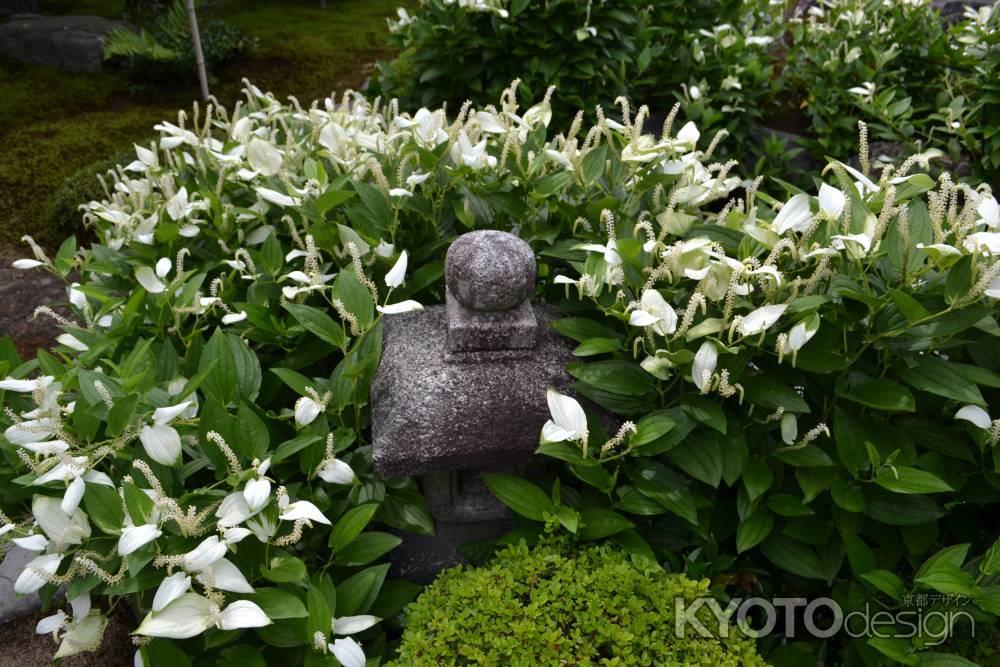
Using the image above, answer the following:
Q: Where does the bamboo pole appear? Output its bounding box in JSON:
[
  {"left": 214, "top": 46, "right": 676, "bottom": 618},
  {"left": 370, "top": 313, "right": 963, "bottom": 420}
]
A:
[{"left": 185, "top": 0, "right": 210, "bottom": 101}]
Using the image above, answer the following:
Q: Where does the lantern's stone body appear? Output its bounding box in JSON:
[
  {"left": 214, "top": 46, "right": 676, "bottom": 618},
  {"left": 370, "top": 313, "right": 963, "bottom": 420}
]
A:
[{"left": 371, "top": 230, "right": 574, "bottom": 581}]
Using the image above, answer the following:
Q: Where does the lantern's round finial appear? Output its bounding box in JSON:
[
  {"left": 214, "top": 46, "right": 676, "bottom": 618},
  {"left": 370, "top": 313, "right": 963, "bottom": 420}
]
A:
[{"left": 445, "top": 230, "right": 536, "bottom": 312}]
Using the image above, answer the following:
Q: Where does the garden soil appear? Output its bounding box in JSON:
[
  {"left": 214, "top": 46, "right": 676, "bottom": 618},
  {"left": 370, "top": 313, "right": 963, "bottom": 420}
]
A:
[{"left": 0, "top": 608, "right": 134, "bottom": 666}]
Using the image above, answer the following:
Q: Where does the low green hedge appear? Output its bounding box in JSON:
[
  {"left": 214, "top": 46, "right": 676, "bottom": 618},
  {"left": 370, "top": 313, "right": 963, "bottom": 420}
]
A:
[{"left": 389, "top": 538, "right": 766, "bottom": 666}]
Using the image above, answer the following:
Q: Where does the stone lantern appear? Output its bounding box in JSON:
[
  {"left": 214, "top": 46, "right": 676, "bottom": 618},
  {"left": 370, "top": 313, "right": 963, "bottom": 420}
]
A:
[{"left": 371, "top": 230, "right": 574, "bottom": 581}]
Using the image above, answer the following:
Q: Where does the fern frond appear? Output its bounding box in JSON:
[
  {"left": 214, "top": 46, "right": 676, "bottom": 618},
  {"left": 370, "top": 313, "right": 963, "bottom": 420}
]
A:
[{"left": 103, "top": 27, "right": 179, "bottom": 61}]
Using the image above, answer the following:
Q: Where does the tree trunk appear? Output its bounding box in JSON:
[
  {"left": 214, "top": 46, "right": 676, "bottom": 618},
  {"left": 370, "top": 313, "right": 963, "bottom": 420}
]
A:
[{"left": 184, "top": 0, "right": 210, "bottom": 101}]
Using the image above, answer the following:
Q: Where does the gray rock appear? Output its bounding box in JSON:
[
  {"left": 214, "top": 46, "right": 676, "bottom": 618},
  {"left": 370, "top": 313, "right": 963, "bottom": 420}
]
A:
[
  {"left": 371, "top": 305, "right": 574, "bottom": 478},
  {"left": 445, "top": 230, "right": 536, "bottom": 312},
  {"left": 0, "top": 545, "right": 41, "bottom": 623},
  {"left": 0, "top": 14, "right": 127, "bottom": 72},
  {"left": 0, "top": 1, "right": 37, "bottom": 16}
]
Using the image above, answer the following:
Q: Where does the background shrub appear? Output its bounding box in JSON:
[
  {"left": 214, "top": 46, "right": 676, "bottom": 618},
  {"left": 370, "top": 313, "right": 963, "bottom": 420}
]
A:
[
  {"left": 389, "top": 537, "right": 766, "bottom": 666},
  {"left": 104, "top": 0, "right": 249, "bottom": 86},
  {"left": 372, "top": 0, "right": 663, "bottom": 123}
]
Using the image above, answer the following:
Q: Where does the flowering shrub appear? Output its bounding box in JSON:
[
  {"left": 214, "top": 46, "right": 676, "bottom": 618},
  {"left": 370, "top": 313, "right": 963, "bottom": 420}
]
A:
[
  {"left": 389, "top": 537, "right": 766, "bottom": 665},
  {"left": 0, "top": 82, "right": 738, "bottom": 663},
  {"left": 3, "top": 74, "right": 998, "bottom": 664},
  {"left": 653, "top": 1, "right": 784, "bottom": 162},
  {"left": 372, "top": 0, "right": 664, "bottom": 122},
  {"left": 781, "top": 0, "right": 1000, "bottom": 181},
  {"left": 480, "top": 120, "right": 1000, "bottom": 663}
]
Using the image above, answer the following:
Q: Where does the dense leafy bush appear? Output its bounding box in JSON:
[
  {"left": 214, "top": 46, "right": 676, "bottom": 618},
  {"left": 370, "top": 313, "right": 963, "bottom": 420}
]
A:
[
  {"left": 389, "top": 537, "right": 765, "bottom": 665},
  {"left": 475, "top": 117, "right": 1000, "bottom": 664},
  {"left": 3, "top": 77, "right": 998, "bottom": 665},
  {"left": 372, "top": 0, "right": 663, "bottom": 122},
  {"left": 781, "top": 0, "right": 999, "bottom": 182},
  {"left": 649, "top": 0, "right": 781, "bottom": 164},
  {"left": 104, "top": 0, "right": 248, "bottom": 86}
]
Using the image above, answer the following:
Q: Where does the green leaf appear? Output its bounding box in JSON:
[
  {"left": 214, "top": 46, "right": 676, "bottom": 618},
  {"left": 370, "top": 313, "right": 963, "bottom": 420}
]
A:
[
  {"left": 839, "top": 378, "right": 915, "bottom": 412},
  {"left": 888, "top": 289, "right": 930, "bottom": 323},
  {"left": 945, "top": 255, "right": 974, "bottom": 305},
  {"left": 106, "top": 394, "right": 138, "bottom": 436},
  {"left": 736, "top": 508, "right": 774, "bottom": 553},
  {"left": 580, "top": 145, "right": 607, "bottom": 184},
  {"left": 834, "top": 406, "right": 868, "bottom": 475},
  {"left": 83, "top": 483, "right": 125, "bottom": 535},
  {"left": 282, "top": 302, "right": 348, "bottom": 350},
  {"left": 743, "top": 457, "right": 773, "bottom": 502},
  {"left": 916, "top": 653, "right": 980, "bottom": 667},
  {"left": 830, "top": 479, "right": 865, "bottom": 512},
  {"left": 875, "top": 466, "right": 953, "bottom": 494},
  {"left": 329, "top": 503, "right": 379, "bottom": 552},
  {"left": 199, "top": 329, "right": 261, "bottom": 406},
  {"left": 566, "top": 360, "right": 653, "bottom": 396},
  {"left": 307, "top": 584, "right": 332, "bottom": 644},
  {"left": 916, "top": 544, "right": 970, "bottom": 581},
  {"left": 551, "top": 317, "right": 623, "bottom": 343},
  {"left": 248, "top": 589, "right": 308, "bottom": 619},
  {"left": 981, "top": 536, "right": 1000, "bottom": 576},
  {"left": 336, "top": 532, "right": 403, "bottom": 567},
  {"left": 336, "top": 564, "right": 389, "bottom": 616},
  {"left": 860, "top": 569, "right": 905, "bottom": 600},
  {"left": 268, "top": 436, "right": 319, "bottom": 465},
  {"left": 630, "top": 461, "right": 698, "bottom": 524},
  {"left": 123, "top": 481, "right": 155, "bottom": 525},
  {"left": 381, "top": 490, "right": 435, "bottom": 536},
  {"left": 576, "top": 509, "right": 633, "bottom": 541},
  {"left": 666, "top": 430, "right": 723, "bottom": 487},
  {"left": 332, "top": 269, "right": 374, "bottom": 331},
  {"left": 775, "top": 446, "right": 835, "bottom": 467},
  {"left": 236, "top": 402, "right": 270, "bottom": 461},
  {"left": 767, "top": 493, "right": 814, "bottom": 517},
  {"left": 482, "top": 474, "right": 554, "bottom": 521},
  {"left": 263, "top": 555, "right": 308, "bottom": 583},
  {"left": 681, "top": 396, "right": 727, "bottom": 434},
  {"left": 865, "top": 490, "right": 945, "bottom": 526},
  {"left": 572, "top": 338, "right": 622, "bottom": 356},
  {"left": 898, "top": 356, "right": 985, "bottom": 406},
  {"left": 270, "top": 367, "right": 314, "bottom": 396},
  {"left": 761, "top": 535, "right": 826, "bottom": 580},
  {"left": 915, "top": 564, "right": 977, "bottom": 596},
  {"left": 742, "top": 374, "right": 810, "bottom": 413}
]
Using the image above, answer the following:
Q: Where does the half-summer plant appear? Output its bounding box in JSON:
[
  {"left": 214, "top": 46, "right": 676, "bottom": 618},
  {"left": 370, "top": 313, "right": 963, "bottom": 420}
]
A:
[
  {"left": 0, "top": 83, "right": 736, "bottom": 664},
  {"left": 371, "top": 0, "right": 664, "bottom": 122},
  {"left": 478, "top": 120, "right": 1000, "bottom": 664},
  {"left": 389, "top": 537, "right": 766, "bottom": 665}
]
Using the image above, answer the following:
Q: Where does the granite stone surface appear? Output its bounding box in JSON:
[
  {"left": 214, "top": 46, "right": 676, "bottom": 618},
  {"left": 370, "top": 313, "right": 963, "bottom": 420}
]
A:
[
  {"left": 445, "top": 230, "right": 536, "bottom": 311},
  {"left": 445, "top": 289, "right": 537, "bottom": 353},
  {"left": 371, "top": 305, "right": 574, "bottom": 478}
]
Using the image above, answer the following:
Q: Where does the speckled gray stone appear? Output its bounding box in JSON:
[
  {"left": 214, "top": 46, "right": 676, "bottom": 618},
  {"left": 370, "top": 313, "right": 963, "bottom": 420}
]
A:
[
  {"left": 445, "top": 230, "right": 536, "bottom": 312},
  {"left": 445, "top": 288, "right": 537, "bottom": 354},
  {"left": 371, "top": 305, "right": 574, "bottom": 478}
]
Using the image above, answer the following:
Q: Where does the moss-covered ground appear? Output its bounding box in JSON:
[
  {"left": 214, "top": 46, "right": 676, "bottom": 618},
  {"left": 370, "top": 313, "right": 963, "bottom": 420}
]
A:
[{"left": 0, "top": 0, "right": 408, "bottom": 247}]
